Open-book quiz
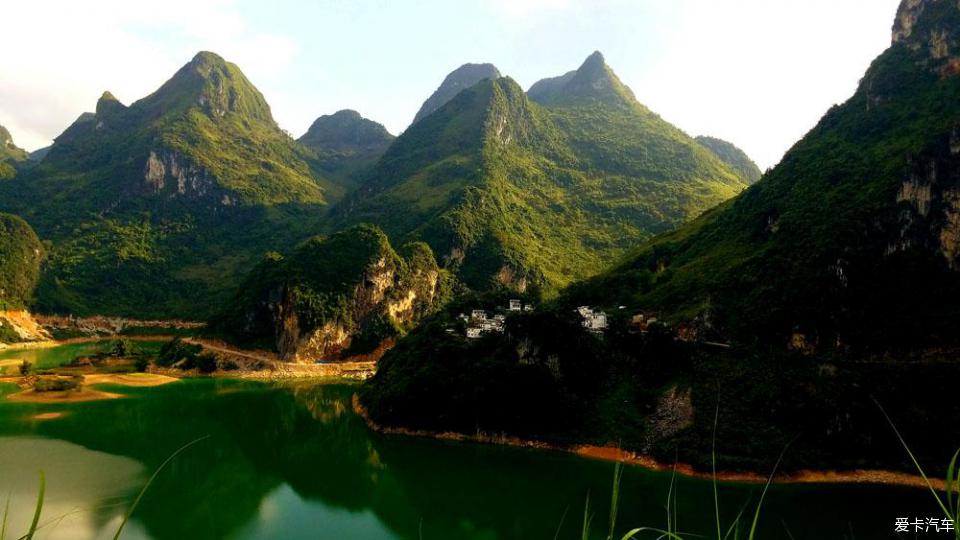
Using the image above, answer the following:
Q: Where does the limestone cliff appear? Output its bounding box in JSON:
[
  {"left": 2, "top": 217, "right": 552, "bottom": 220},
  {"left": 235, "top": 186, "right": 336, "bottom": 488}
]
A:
[
  {"left": 211, "top": 225, "right": 447, "bottom": 362},
  {"left": 0, "top": 310, "right": 50, "bottom": 345}
]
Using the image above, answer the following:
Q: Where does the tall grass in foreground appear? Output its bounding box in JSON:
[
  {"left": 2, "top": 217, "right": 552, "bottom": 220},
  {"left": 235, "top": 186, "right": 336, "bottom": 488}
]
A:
[
  {"left": 578, "top": 403, "right": 788, "bottom": 540},
  {"left": 1, "top": 437, "right": 208, "bottom": 540},
  {"left": 578, "top": 401, "right": 960, "bottom": 540},
  {"left": 878, "top": 400, "right": 960, "bottom": 540}
]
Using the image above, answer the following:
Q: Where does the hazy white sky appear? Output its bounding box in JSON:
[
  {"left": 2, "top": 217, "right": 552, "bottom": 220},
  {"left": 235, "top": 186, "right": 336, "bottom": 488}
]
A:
[{"left": 0, "top": 0, "right": 900, "bottom": 170}]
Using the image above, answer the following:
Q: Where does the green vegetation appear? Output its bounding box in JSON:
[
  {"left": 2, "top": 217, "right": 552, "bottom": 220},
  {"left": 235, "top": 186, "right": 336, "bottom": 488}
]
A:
[
  {"left": 0, "top": 341, "right": 164, "bottom": 371},
  {"left": 0, "top": 52, "right": 345, "bottom": 318},
  {"left": 211, "top": 224, "right": 449, "bottom": 357},
  {"left": 568, "top": 10, "right": 960, "bottom": 354},
  {"left": 412, "top": 63, "right": 502, "bottom": 125},
  {"left": 695, "top": 136, "right": 762, "bottom": 184},
  {"left": 0, "top": 124, "right": 29, "bottom": 181},
  {"left": 298, "top": 109, "right": 394, "bottom": 189},
  {"left": 33, "top": 376, "right": 83, "bottom": 393},
  {"left": 362, "top": 301, "right": 960, "bottom": 473},
  {"left": 363, "top": 2, "right": 960, "bottom": 476},
  {"left": 155, "top": 337, "right": 203, "bottom": 368},
  {"left": 336, "top": 52, "right": 748, "bottom": 294},
  {"left": 0, "top": 213, "right": 43, "bottom": 309}
]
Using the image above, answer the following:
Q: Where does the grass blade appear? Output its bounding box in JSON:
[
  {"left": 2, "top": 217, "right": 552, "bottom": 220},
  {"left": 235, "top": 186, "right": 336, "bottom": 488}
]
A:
[
  {"left": 946, "top": 449, "right": 958, "bottom": 518},
  {"left": 712, "top": 397, "right": 722, "bottom": 540},
  {"left": 608, "top": 462, "right": 624, "bottom": 540},
  {"left": 747, "top": 437, "right": 795, "bottom": 540},
  {"left": 23, "top": 471, "right": 44, "bottom": 540},
  {"left": 112, "top": 436, "right": 210, "bottom": 540},
  {"left": 2, "top": 491, "right": 9, "bottom": 540},
  {"left": 581, "top": 492, "right": 593, "bottom": 540},
  {"left": 619, "top": 526, "right": 686, "bottom": 540},
  {"left": 665, "top": 464, "right": 676, "bottom": 534},
  {"left": 553, "top": 505, "right": 570, "bottom": 540},
  {"left": 875, "top": 400, "right": 951, "bottom": 519}
]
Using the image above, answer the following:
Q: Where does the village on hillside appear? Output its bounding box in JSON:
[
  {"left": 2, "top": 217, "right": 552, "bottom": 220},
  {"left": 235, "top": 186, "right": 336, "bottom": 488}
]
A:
[{"left": 450, "top": 298, "right": 677, "bottom": 341}]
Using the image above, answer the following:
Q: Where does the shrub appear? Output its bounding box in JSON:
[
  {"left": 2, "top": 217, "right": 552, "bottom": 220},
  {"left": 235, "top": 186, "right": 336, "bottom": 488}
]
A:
[
  {"left": 221, "top": 360, "right": 240, "bottom": 371},
  {"left": 33, "top": 376, "right": 83, "bottom": 393},
  {"left": 156, "top": 337, "right": 202, "bottom": 368},
  {"left": 111, "top": 338, "right": 134, "bottom": 357},
  {"left": 196, "top": 352, "right": 218, "bottom": 374},
  {"left": 19, "top": 360, "right": 32, "bottom": 376},
  {"left": 134, "top": 356, "right": 150, "bottom": 372}
]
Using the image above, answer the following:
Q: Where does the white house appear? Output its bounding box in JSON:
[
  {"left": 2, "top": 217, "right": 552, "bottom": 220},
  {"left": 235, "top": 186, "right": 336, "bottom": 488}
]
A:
[
  {"left": 466, "top": 327, "right": 482, "bottom": 339},
  {"left": 471, "top": 309, "right": 487, "bottom": 320},
  {"left": 578, "top": 306, "right": 608, "bottom": 331},
  {"left": 509, "top": 299, "right": 522, "bottom": 311}
]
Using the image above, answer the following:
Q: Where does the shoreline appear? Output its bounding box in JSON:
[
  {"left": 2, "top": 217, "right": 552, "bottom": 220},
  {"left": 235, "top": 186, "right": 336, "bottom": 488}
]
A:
[{"left": 351, "top": 394, "right": 951, "bottom": 491}]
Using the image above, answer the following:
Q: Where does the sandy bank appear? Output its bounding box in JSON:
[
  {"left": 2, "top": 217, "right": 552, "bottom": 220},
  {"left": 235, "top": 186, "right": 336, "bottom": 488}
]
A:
[
  {"left": 31, "top": 412, "right": 65, "bottom": 420},
  {"left": 8, "top": 388, "right": 123, "bottom": 403},
  {"left": 84, "top": 373, "right": 179, "bottom": 387},
  {"left": 352, "top": 395, "right": 952, "bottom": 491}
]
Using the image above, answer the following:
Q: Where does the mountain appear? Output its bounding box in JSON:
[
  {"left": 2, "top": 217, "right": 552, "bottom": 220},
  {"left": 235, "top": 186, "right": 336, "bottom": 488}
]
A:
[
  {"left": 298, "top": 109, "right": 394, "bottom": 188},
  {"left": 0, "top": 52, "right": 343, "bottom": 318},
  {"left": 526, "top": 70, "right": 575, "bottom": 103},
  {"left": 0, "top": 125, "right": 29, "bottom": 180},
  {"left": 360, "top": 1, "right": 960, "bottom": 474},
  {"left": 335, "top": 52, "right": 748, "bottom": 293},
  {"left": 411, "top": 63, "right": 501, "bottom": 125},
  {"left": 210, "top": 224, "right": 448, "bottom": 361},
  {"left": 571, "top": 0, "right": 960, "bottom": 354},
  {"left": 527, "top": 51, "right": 636, "bottom": 106},
  {"left": 0, "top": 213, "right": 43, "bottom": 309},
  {"left": 28, "top": 146, "right": 50, "bottom": 162},
  {"left": 695, "top": 136, "right": 762, "bottom": 184}
]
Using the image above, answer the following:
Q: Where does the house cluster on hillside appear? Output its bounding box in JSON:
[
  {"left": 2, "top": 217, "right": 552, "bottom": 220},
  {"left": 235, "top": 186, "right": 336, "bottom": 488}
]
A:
[
  {"left": 577, "top": 306, "right": 608, "bottom": 332},
  {"left": 629, "top": 313, "right": 658, "bottom": 332},
  {"left": 460, "top": 299, "right": 533, "bottom": 339}
]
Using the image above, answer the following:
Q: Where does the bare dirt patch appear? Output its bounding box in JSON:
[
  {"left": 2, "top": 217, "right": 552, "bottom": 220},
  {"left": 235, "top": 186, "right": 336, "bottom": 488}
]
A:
[
  {"left": 84, "top": 373, "right": 178, "bottom": 387},
  {"left": 31, "top": 412, "right": 65, "bottom": 420},
  {"left": 8, "top": 388, "right": 123, "bottom": 403}
]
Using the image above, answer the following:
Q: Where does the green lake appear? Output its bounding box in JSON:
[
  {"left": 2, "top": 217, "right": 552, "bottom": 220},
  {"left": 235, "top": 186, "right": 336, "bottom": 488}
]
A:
[{"left": 0, "top": 345, "right": 944, "bottom": 539}]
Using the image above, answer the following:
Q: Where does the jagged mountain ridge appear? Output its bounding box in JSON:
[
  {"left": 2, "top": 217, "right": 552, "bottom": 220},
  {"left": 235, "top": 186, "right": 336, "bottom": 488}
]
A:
[
  {"left": 334, "top": 52, "right": 747, "bottom": 293},
  {"left": 0, "top": 52, "right": 344, "bottom": 318}
]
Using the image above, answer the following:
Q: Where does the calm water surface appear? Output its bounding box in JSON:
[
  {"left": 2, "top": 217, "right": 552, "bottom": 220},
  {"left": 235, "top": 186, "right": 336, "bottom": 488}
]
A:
[{"left": 0, "top": 346, "right": 943, "bottom": 539}]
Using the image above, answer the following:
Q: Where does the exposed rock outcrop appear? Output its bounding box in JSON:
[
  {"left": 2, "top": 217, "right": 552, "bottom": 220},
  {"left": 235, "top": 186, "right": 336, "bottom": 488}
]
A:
[
  {"left": 890, "top": 128, "right": 960, "bottom": 268},
  {"left": 212, "top": 225, "right": 447, "bottom": 362},
  {"left": 0, "top": 310, "right": 50, "bottom": 344}
]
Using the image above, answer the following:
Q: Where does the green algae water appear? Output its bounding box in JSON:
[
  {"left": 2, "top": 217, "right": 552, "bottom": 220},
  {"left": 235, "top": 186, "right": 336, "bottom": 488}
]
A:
[
  {"left": 0, "top": 352, "right": 944, "bottom": 539},
  {"left": 0, "top": 340, "right": 164, "bottom": 371}
]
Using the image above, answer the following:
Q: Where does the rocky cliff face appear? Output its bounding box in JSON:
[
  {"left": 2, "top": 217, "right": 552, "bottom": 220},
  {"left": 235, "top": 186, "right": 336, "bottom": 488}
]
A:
[
  {"left": 0, "top": 310, "right": 51, "bottom": 344},
  {"left": 891, "top": 0, "right": 960, "bottom": 74},
  {"left": 212, "top": 225, "right": 445, "bottom": 363},
  {"left": 890, "top": 126, "right": 960, "bottom": 268},
  {"left": 275, "top": 256, "right": 439, "bottom": 361}
]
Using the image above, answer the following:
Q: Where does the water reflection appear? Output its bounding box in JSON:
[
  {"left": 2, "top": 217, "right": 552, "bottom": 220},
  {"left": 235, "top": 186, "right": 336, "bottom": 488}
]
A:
[{"left": 0, "top": 379, "right": 943, "bottom": 540}]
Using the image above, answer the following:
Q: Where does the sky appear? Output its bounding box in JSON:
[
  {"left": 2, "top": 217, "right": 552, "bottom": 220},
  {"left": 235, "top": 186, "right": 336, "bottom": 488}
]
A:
[{"left": 0, "top": 0, "right": 901, "bottom": 170}]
